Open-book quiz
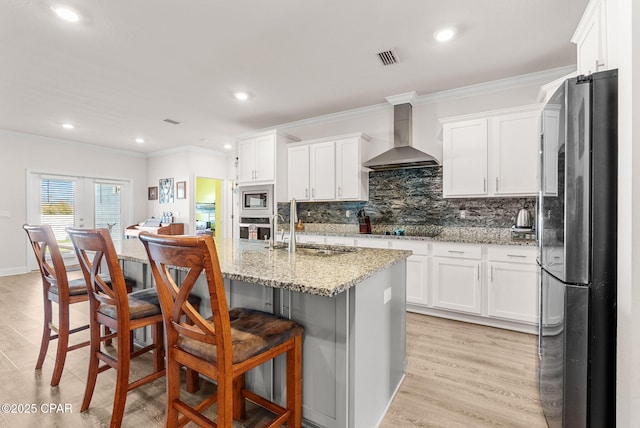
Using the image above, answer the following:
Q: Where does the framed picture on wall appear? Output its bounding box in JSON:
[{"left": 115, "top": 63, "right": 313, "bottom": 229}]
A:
[
  {"left": 176, "top": 181, "right": 186, "bottom": 199},
  {"left": 159, "top": 178, "right": 174, "bottom": 204},
  {"left": 148, "top": 186, "right": 158, "bottom": 200}
]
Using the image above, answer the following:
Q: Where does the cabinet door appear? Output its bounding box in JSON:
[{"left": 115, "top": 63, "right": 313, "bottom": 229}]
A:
[
  {"left": 254, "top": 135, "right": 276, "bottom": 181},
  {"left": 288, "top": 145, "right": 310, "bottom": 200},
  {"left": 488, "top": 262, "right": 538, "bottom": 324},
  {"left": 335, "top": 137, "right": 361, "bottom": 200},
  {"left": 490, "top": 111, "right": 539, "bottom": 196},
  {"left": 309, "top": 142, "right": 335, "bottom": 200},
  {"left": 443, "top": 119, "right": 488, "bottom": 197},
  {"left": 238, "top": 138, "right": 256, "bottom": 183},
  {"left": 574, "top": 0, "right": 607, "bottom": 75},
  {"left": 541, "top": 108, "right": 560, "bottom": 197},
  {"left": 405, "top": 255, "right": 430, "bottom": 306},
  {"left": 432, "top": 257, "right": 482, "bottom": 314}
]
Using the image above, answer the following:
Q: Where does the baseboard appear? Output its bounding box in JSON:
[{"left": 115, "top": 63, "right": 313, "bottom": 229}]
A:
[
  {"left": 406, "top": 305, "right": 537, "bottom": 334},
  {"left": 374, "top": 373, "right": 406, "bottom": 428},
  {"left": 0, "top": 266, "right": 29, "bottom": 277}
]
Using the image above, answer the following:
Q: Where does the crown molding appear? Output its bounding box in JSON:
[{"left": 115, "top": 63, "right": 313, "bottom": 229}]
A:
[
  {"left": 146, "top": 144, "right": 231, "bottom": 158},
  {"left": 0, "top": 128, "right": 147, "bottom": 158},
  {"left": 244, "top": 66, "right": 577, "bottom": 135},
  {"left": 414, "top": 65, "right": 577, "bottom": 105}
]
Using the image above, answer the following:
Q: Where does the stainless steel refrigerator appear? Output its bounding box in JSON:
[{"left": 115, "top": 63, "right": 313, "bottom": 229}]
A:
[{"left": 538, "top": 69, "right": 617, "bottom": 428}]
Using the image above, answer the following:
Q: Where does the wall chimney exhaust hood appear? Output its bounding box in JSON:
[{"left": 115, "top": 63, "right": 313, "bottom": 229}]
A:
[{"left": 363, "top": 92, "right": 439, "bottom": 171}]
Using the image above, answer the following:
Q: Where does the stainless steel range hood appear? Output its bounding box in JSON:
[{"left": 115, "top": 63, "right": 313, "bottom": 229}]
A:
[{"left": 363, "top": 96, "right": 439, "bottom": 171}]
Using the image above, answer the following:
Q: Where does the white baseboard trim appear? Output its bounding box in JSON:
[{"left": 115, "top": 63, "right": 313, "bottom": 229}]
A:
[
  {"left": 0, "top": 266, "right": 29, "bottom": 277},
  {"left": 406, "top": 305, "right": 537, "bottom": 334},
  {"left": 374, "top": 373, "right": 406, "bottom": 428}
]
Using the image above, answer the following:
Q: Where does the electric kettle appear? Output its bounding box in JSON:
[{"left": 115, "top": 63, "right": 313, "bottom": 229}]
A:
[{"left": 515, "top": 208, "right": 532, "bottom": 229}]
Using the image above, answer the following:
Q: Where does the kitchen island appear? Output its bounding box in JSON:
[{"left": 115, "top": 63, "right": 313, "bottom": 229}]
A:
[{"left": 117, "top": 238, "right": 411, "bottom": 428}]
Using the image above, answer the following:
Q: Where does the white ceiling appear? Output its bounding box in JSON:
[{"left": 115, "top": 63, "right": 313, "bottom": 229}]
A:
[{"left": 1, "top": 0, "right": 588, "bottom": 154}]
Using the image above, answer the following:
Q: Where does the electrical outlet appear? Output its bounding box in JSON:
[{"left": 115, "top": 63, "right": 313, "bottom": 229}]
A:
[
  {"left": 346, "top": 210, "right": 351, "bottom": 218},
  {"left": 459, "top": 209, "right": 466, "bottom": 219},
  {"left": 0, "top": 211, "right": 9, "bottom": 217},
  {"left": 383, "top": 287, "right": 392, "bottom": 304},
  {"left": 307, "top": 210, "right": 311, "bottom": 217}
]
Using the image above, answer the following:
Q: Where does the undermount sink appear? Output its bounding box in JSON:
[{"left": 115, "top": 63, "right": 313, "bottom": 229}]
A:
[{"left": 269, "top": 242, "right": 360, "bottom": 256}]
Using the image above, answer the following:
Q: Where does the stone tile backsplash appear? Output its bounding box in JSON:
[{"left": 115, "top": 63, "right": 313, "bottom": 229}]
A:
[{"left": 278, "top": 167, "right": 536, "bottom": 229}]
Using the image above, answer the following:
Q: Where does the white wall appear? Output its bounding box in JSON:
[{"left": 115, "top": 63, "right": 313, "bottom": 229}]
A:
[
  {"left": 0, "top": 129, "right": 147, "bottom": 275},
  {"left": 616, "top": 0, "right": 640, "bottom": 425},
  {"left": 146, "top": 147, "right": 232, "bottom": 235}
]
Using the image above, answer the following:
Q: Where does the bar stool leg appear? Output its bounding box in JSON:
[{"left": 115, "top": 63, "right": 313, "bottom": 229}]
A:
[{"left": 185, "top": 301, "right": 200, "bottom": 393}]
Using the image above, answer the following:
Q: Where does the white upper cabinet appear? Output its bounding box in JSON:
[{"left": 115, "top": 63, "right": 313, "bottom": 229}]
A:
[
  {"left": 309, "top": 141, "right": 336, "bottom": 200},
  {"left": 287, "top": 133, "right": 369, "bottom": 202},
  {"left": 443, "top": 119, "right": 488, "bottom": 197},
  {"left": 287, "top": 145, "right": 310, "bottom": 200},
  {"left": 442, "top": 105, "right": 542, "bottom": 198},
  {"left": 238, "top": 134, "right": 275, "bottom": 183},
  {"left": 572, "top": 0, "right": 608, "bottom": 76},
  {"left": 489, "top": 110, "right": 540, "bottom": 196},
  {"left": 335, "top": 137, "right": 368, "bottom": 200},
  {"left": 237, "top": 131, "right": 300, "bottom": 187}
]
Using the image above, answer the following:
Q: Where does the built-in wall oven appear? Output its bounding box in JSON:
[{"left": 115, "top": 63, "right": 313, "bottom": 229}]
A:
[{"left": 239, "top": 184, "right": 273, "bottom": 217}]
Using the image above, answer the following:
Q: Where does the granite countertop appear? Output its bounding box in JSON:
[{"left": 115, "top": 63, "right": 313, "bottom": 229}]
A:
[
  {"left": 289, "top": 224, "right": 536, "bottom": 247},
  {"left": 116, "top": 238, "right": 411, "bottom": 298}
]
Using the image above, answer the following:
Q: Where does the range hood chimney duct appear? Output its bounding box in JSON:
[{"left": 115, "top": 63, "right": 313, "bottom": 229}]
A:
[{"left": 363, "top": 92, "right": 439, "bottom": 171}]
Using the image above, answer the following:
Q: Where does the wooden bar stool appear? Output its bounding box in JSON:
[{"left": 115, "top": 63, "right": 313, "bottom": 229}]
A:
[
  {"left": 22, "top": 224, "right": 91, "bottom": 386},
  {"left": 139, "top": 232, "right": 304, "bottom": 428},
  {"left": 67, "top": 227, "right": 165, "bottom": 428}
]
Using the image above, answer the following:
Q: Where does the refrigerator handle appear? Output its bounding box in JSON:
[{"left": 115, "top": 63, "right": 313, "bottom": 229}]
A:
[{"left": 538, "top": 268, "right": 543, "bottom": 359}]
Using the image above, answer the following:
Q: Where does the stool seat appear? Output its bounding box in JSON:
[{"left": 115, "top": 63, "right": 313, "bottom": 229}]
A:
[
  {"left": 98, "top": 288, "right": 161, "bottom": 320},
  {"left": 178, "top": 308, "right": 303, "bottom": 364}
]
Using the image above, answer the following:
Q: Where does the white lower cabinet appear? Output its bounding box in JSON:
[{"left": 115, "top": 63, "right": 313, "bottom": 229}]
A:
[
  {"left": 486, "top": 245, "right": 538, "bottom": 324},
  {"left": 432, "top": 248, "right": 482, "bottom": 315},
  {"left": 487, "top": 262, "right": 538, "bottom": 323},
  {"left": 391, "top": 241, "right": 430, "bottom": 307}
]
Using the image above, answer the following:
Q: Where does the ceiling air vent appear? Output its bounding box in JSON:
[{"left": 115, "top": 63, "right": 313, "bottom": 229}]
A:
[
  {"left": 163, "top": 118, "right": 181, "bottom": 125},
  {"left": 377, "top": 49, "right": 399, "bottom": 66}
]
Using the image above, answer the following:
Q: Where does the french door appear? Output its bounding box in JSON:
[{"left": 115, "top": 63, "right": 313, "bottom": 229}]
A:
[{"left": 28, "top": 172, "right": 131, "bottom": 268}]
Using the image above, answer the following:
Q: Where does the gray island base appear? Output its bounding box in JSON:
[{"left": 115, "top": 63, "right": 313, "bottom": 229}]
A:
[{"left": 117, "top": 238, "right": 410, "bottom": 428}]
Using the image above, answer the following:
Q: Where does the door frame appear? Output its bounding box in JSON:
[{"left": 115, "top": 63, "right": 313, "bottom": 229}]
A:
[{"left": 26, "top": 169, "right": 134, "bottom": 271}]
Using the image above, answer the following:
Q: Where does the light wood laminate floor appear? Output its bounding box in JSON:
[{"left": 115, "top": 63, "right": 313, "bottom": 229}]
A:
[{"left": 0, "top": 272, "right": 546, "bottom": 427}]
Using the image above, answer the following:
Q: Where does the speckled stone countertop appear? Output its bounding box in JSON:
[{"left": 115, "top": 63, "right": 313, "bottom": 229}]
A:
[
  {"left": 288, "top": 224, "right": 536, "bottom": 247},
  {"left": 116, "top": 238, "right": 411, "bottom": 298}
]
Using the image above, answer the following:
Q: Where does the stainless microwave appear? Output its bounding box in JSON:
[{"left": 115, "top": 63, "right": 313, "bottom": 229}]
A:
[{"left": 239, "top": 184, "right": 274, "bottom": 217}]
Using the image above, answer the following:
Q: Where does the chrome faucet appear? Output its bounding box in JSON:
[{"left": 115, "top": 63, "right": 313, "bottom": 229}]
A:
[
  {"left": 289, "top": 198, "right": 297, "bottom": 253},
  {"left": 271, "top": 213, "right": 285, "bottom": 248}
]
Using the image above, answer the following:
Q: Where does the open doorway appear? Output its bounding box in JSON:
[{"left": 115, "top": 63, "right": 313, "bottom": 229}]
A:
[{"left": 194, "top": 177, "right": 223, "bottom": 241}]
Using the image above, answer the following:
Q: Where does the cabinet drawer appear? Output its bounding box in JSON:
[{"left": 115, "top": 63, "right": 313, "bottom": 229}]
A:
[
  {"left": 487, "top": 245, "right": 536, "bottom": 264},
  {"left": 391, "top": 240, "right": 429, "bottom": 256},
  {"left": 325, "top": 236, "right": 356, "bottom": 247},
  {"left": 296, "top": 234, "right": 324, "bottom": 245},
  {"left": 432, "top": 244, "right": 481, "bottom": 259},
  {"left": 357, "top": 238, "right": 391, "bottom": 249}
]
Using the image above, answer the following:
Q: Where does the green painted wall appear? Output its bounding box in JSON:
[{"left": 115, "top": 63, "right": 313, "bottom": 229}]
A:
[{"left": 195, "top": 177, "right": 223, "bottom": 241}]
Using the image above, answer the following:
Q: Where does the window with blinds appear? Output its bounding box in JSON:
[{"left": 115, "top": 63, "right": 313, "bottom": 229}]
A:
[
  {"left": 95, "top": 183, "right": 122, "bottom": 243},
  {"left": 40, "top": 178, "right": 75, "bottom": 245}
]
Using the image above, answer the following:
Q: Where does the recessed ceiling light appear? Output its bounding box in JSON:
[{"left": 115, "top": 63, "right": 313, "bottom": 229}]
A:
[
  {"left": 234, "top": 91, "right": 249, "bottom": 101},
  {"left": 223, "top": 143, "right": 232, "bottom": 150},
  {"left": 61, "top": 123, "right": 74, "bottom": 129},
  {"left": 434, "top": 27, "right": 456, "bottom": 42},
  {"left": 52, "top": 6, "right": 80, "bottom": 22},
  {"left": 135, "top": 138, "right": 145, "bottom": 144}
]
